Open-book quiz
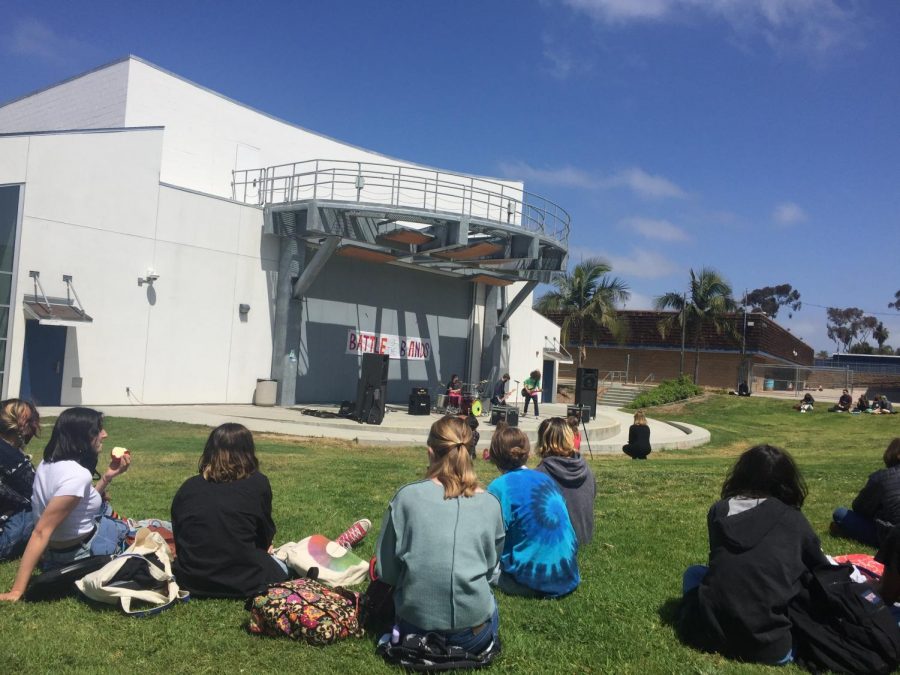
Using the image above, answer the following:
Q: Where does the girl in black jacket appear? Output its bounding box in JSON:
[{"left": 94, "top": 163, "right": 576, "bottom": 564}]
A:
[
  {"left": 677, "top": 445, "right": 827, "bottom": 665},
  {"left": 832, "top": 438, "right": 900, "bottom": 547}
]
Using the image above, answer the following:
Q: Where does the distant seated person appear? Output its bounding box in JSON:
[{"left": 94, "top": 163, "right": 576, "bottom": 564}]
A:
[
  {"left": 793, "top": 393, "right": 815, "bottom": 413},
  {"left": 622, "top": 410, "right": 652, "bottom": 460},
  {"left": 829, "top": 389, "right": 853, "bottom": 412},
  {"left": 738, "top": 381, "right": 750, "bottom": 397},
  {"left": 491, "top": 374, "right": 510, "bottom": 407},
  {"left": 873, "top": 395, "right": 895, "bottom": 415},
  {"left": 831, "top": 438, "right": 900, "bottom": 548},
  {"left": 856, "top": 393, "right": 871, "bottom": 413},
  {"left": 446, "top": 374, "right": 462, "bottom": 410}
]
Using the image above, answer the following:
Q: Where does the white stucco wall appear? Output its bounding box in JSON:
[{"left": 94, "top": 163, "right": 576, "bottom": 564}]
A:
[
  {"left": 505, "top": 283, "right": 562, "bottom": 401},
  {"left": 0, "top": 60, "right": 128, "bottom": 133},
  {"left": 1, "top": 128, "right": 273, "bottom": 405}
]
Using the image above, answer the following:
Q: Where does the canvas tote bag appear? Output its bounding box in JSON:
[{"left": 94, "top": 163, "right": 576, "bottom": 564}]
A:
[{"left": 75, "top": 527, "right": 188, "bottom": 615}]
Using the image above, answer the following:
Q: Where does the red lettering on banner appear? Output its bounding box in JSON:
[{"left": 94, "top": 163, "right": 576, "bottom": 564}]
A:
[{"left": 348, "top": 332, "right": 358, "bottom": 351}]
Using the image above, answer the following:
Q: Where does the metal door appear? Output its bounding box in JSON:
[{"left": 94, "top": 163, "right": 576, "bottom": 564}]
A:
[{"left": 20, "top": 322, "right": 66, "bottom": 406}]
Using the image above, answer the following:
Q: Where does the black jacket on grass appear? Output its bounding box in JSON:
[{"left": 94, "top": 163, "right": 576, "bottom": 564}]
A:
[
  {"left": 852, "top": 465, "right": 900, "bottom": 527},
  {"left": 677, "top": 497, "right": 828, "bottom": 664},
  {"left": 171, "top": 471, "right": 287, "bottom": 598}
]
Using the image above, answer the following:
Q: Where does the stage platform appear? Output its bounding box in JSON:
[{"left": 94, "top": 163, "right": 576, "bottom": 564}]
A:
[{"left": 36, "top": 402, "right": 710, "bottom": 455}]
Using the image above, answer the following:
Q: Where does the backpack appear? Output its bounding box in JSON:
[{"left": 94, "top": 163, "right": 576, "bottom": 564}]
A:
[
  {"left": 788, "top": 564, "right": 900, "bottom": 674},
  {"left": 246, "top": 578, "right": 365, "bottom": 645}
]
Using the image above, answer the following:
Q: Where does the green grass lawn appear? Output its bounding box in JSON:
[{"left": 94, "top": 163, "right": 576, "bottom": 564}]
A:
[{"left": 1, "top": 397, "right": 897, "bottom": 673}]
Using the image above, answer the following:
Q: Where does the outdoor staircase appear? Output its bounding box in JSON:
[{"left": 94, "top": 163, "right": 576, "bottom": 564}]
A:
[{"left": 598, "top": 383, "right": 654, "bottom": 408}]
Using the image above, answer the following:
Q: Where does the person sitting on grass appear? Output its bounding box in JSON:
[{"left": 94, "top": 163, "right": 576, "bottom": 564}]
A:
[
  {"left": 873, "top": 395, "right": 895, "bottom": 415},
  {"left": 856, "top": 393, "right": 871, "bottom": 413},
  {"left": 375, "top": 416, "right": 504, "bottom": 654},
  {"left": 875, "top": 525, "right": 900, "bottom": 623},
  {"left": 829, "top": 389, "right": 853, "bottom": 412},
  {"left": 622, "top": 410, "right": 652, "bottom": 460},
  {"left": 171, "top": 423, "right": 288, "bottom": 598},
  {"left": 535, "top": 417, "right": 596, "bottom": 545},
  {"left": 566, "top": 415, "right": 582, "bottom": 452},
  {"left": 0, "top": 407, "right": 132, "bottom": 602},
  {"left": 794, "top": 393, "right": 815, "bottom": 413},
  {"left": 676, "top": 444, "right": 828, "bottom": 665},
  {"left": 831, "top": 438, "right": 900, "bottom": 548},
  {"left": 0, "top": 399, "right": 41, "bottom": 561},
  {"left": 487, "top": 425, "right": 579, "bottom": 598}
]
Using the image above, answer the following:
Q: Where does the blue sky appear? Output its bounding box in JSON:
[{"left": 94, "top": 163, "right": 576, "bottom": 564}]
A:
[{"left": 1, "top": 0, "right": 898, "bottom": 354}]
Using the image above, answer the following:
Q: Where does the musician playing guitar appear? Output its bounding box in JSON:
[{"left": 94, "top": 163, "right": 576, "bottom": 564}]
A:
[
  {"left": 521, "top": 369, "right": 542, "bottom": 417},
  {"left": 491, "top": 373, "right": 511, "bottom": 406}
]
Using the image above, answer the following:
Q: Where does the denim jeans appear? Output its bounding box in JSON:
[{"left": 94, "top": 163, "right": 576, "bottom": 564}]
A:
[
  {"left": 0, "top": 508, "right": 34, "bottom": 561},
  {"left": 41, "top": 502, "right": 128, "bottom": 570},
  {"left": 832, "top": 507, "right": 880, "bottom": 547},
  {"left": 523, "top": 393, "right": 539, "bottom": 416},
  {"left": 398, "top": 601, "right": 499, "bottom": 654}
]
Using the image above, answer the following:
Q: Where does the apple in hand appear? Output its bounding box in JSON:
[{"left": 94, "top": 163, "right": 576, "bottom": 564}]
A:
[{"left": 110, "top": 446, "right": 130, "bottom": 468}]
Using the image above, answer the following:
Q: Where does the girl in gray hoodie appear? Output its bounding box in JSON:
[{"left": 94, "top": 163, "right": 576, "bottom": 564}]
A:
[{"left": 535, "top": 418, "right": 596, "bottom": 545}]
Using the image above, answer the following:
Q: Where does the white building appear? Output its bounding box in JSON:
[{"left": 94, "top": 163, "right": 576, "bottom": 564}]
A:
[{"left": 0, "top": 56, "right": 569, "bottom": 408}]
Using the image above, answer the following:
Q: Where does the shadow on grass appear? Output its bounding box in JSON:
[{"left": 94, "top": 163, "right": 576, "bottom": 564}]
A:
[{"left": 658, "top": 596, "right": 682, "bottom": 628}]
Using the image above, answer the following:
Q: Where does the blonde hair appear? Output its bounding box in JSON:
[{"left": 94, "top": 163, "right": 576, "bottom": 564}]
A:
[
  {"left": 539, "top": 417, "right": 576, "bottom": 458},
  {"left": 426, "top": 416, "right": 479, "bottom": 498},
  {"left": 634, "top": 410, "right": 647, "bottom": 426},
  {"left": 0, "top": 399, "right": 40, "bottom": 448},
  {"left": 490, "top": 426, "right": 531, "bottom": 471}
]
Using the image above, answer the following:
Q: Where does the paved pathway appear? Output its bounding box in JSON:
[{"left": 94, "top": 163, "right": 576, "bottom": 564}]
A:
[{"left": 37, "top": 402, "right": 710, "bottom": 456}]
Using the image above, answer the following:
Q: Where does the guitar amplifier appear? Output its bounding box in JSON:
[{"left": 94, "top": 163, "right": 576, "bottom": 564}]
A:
[
  {"left": 490, "top": 406, "right": 518, "bottom": 427},
  {"left": 408, "top": 390, "right": 431, "bottom": 415},
  {"left": 567, "top": 404, "right": 591, "bottom": 423}
]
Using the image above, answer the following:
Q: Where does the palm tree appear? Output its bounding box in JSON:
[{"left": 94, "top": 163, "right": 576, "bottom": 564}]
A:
[
  {"left": 874, "top": 321, "right": 890, "bottom": 351},
  {"left": 535, "top": 258, "right": 630, "bottom": 369},
  {"left": 655, "top": 267, "right": 738, "bottom": 384}
]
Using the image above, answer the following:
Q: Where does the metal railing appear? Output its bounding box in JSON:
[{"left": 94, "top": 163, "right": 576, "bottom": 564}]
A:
[{"left": 232, "top": 159, "right": 570, "bottom": 245}]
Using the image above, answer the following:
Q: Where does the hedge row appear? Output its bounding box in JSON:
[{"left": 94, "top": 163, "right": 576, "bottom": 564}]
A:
[{"left": 629, "top": 375, "right": 702, "bottom": 409}]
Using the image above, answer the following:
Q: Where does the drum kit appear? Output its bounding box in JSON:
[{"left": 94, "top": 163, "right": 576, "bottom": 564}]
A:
[{"left": 438, "top": 380, "right": 489, "bottom": 417}]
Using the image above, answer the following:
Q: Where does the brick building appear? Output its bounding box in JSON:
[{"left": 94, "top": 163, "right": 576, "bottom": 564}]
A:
[{"left": 543, "top": 310, "right": 814, "bottom": 389}]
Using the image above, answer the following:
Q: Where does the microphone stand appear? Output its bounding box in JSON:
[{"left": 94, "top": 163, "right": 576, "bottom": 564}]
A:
[{"left": 513, "top": 380, "right": 520, "bottom": 412}]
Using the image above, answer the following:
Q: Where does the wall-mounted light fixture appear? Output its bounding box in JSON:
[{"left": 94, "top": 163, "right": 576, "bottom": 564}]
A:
[
  {"left": 138, "top": 269, "right": 160, "bottom": 287},
  {"left": 239, "top": 303, "right": 251, "bottom": 315}
]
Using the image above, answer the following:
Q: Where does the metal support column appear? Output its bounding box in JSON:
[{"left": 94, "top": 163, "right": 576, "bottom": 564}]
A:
[{"left": 270, "top": 211, "right": 306, "bottom": 407}]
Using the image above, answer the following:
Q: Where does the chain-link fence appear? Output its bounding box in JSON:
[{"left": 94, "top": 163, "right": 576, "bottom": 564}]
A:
[{"left": 750, "top": 364, "right": 854, "bottom": 396}]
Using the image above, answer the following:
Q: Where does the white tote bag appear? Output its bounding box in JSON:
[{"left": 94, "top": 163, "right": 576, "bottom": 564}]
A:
[
  {"left": 274, "top": 534, "right": 369, "bottom": 587},
  {"left": 75, "top": 527, "right": 188, "bottom": 615}
]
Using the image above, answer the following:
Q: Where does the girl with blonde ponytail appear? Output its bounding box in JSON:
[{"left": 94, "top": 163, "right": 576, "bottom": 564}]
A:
[{"left": 375, "top": 416, "right": 505, "bottom": 653}]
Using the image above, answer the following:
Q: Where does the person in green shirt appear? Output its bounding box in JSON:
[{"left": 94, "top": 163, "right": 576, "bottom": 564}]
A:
[{"left": 522, "top": 370, "right": 542, "bottom": 417}]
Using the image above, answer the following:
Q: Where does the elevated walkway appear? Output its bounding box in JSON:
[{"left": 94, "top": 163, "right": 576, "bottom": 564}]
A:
[{"left": 37, "top": 403, "right": 710, "bottom": 455}]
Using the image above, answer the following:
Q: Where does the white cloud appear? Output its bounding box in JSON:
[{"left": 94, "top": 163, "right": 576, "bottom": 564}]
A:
[
  {"left": 620, "top": 217, "right": 689, "bottom": 242},
  {"left": 2, "top": 17, "right": 94, "bottom": 65},
  {"left": 541, "top": 34, "right": 579, "bottom": 80},
  {"left": 560, "top": 0, "right": 863, "bottom": 55},
  {"left": 773, "top": 202, "right": 808, "bottom": 226},
  {"left": 498, "top": 161, "right": 687, "bottom": 200},
  {"left": 619, "top": 290, "right": 655, "bottom": 310},
  {"left": 568, "top": 244, "right": 680, "bottom": 279}
]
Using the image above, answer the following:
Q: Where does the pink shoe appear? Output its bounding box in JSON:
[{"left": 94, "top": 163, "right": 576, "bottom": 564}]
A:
[{"left": 336, "top": 518, "right": 372, "bottom": 548}]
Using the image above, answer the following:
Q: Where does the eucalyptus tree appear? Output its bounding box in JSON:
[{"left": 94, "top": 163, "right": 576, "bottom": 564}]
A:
[{"left": 535, "top": 258, "right": 630, "bottom": 369}]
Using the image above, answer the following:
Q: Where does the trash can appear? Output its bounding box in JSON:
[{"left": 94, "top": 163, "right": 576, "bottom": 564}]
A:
[
  {"left": 254, "top": 378, "right": 278, "bottom": 407},
  {"left": 764, "top": 379, "right": 775, "bottom": 391}
]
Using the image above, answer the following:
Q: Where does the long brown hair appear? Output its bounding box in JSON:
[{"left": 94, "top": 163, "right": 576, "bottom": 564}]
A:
[
  {"left": 884, "top": 438, "right": 900, "bottom": 468},
  {"left": 539, "top": 417, "right": 576, "bottom": 458},
  {"left": 634, "top": 410, "right": 647, "bottom": 426},
  {"left": 199, "top": 423, "right": 259, "bottom": 483},
  {"left": 426, "top": 416, "right": 479, "bottom": 498}
]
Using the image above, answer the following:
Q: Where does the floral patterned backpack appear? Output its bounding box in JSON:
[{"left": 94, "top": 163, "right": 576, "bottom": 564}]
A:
[{"left": 245, "top": 578, "right": 365, "bottom": 645}]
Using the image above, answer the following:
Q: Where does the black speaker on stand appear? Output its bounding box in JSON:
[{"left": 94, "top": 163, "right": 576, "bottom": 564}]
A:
[
  {"left": 355, "top": 353, "right": 389, "bottom": 425},
  {"left": 575, "top": 367, "right": 599, "bottom": 421}
]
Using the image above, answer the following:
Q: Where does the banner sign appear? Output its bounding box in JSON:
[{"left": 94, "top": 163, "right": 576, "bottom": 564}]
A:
[{"left": 346, "top": 329, "right": 432, "bottom": 360}]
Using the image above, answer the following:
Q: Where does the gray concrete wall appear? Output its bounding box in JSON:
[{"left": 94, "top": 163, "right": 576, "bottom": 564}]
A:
[{"left": 296, "top": 257, "right": 472, "bottom": 403}]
